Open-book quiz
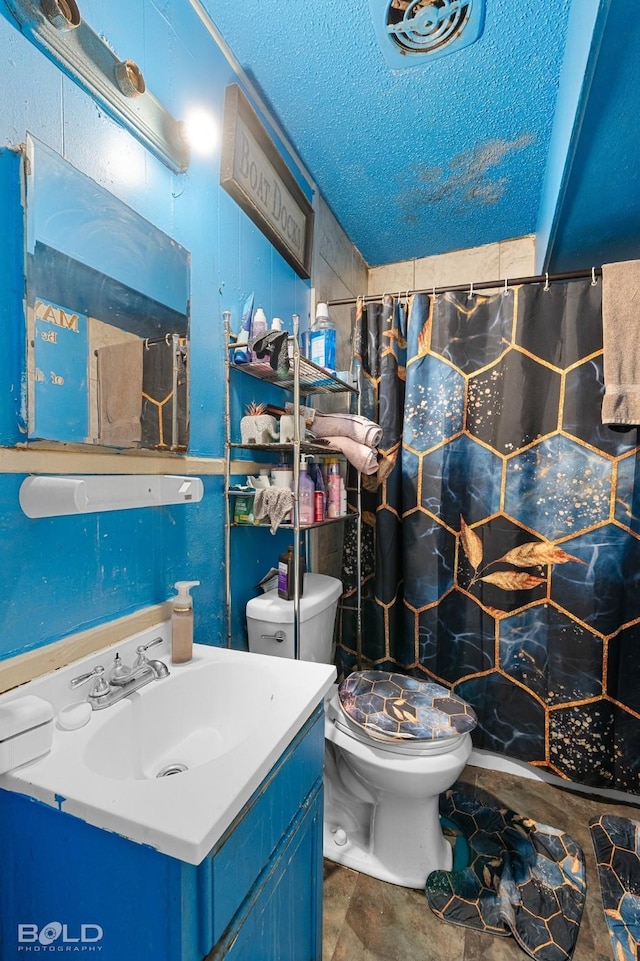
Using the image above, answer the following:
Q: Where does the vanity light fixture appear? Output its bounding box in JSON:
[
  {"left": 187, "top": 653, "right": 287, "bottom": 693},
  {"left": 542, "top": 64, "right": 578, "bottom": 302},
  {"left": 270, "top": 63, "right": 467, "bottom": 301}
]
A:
[
  {"left": 40, "top": 0, "right": 80, "bottom": 31},
  {"left": 4, "top": 0, "right": 189, "bottom": 173},
  {"left": 19, "top": 474, "right": 204, "bottom": 518},
  {"left": 114, "top": 59, "right": 146, "bottom": 99}
]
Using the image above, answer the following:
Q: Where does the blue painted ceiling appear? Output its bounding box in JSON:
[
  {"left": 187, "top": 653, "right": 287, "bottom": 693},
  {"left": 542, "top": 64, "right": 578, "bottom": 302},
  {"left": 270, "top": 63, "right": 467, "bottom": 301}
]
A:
[{"left": 204, "top": 0, "right": 640, "bottom": 273}]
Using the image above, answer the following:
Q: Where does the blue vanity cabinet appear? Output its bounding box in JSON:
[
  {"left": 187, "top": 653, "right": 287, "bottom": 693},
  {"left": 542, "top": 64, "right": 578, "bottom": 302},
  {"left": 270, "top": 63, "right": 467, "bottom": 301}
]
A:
[{"left": 0, "top": 704, "right": 325, "bottom": 961}]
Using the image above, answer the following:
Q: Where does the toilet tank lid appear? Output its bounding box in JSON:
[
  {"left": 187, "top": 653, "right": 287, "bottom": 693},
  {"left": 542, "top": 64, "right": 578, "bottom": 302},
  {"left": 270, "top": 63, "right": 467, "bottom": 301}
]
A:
[{"left": 246, "top": 573, "right": 343, "bottom": 624}]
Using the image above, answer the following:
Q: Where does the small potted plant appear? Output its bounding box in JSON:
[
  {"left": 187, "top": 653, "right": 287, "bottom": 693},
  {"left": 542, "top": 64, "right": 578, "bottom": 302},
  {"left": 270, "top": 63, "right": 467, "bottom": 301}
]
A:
[{"left": 240, "top": 401, "right": 280, "bottom": 445}]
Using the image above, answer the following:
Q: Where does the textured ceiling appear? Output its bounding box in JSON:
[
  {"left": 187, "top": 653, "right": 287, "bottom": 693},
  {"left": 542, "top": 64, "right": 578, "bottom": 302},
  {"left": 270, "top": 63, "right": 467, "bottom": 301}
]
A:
[{"left": 204, "top": 0, "right": 640, "bottom": 273}]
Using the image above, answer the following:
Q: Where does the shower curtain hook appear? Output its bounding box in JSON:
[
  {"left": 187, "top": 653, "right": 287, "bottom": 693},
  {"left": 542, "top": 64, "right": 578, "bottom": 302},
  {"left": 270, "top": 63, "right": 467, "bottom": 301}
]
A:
[
  {"left": 468, "top": 280, "right": 474, "bottom": 300},
  {"left": 591, "top": 267, "right": 598, "bottom": 286},
  {"left": 544, "top": 272, "right": 550, "bottom": 291},
  {"left": 432, "top": 283, "right": 437, "bottom": 302},
  {"left": 503, "top": 276, "right": 510, "bottom": 295}
]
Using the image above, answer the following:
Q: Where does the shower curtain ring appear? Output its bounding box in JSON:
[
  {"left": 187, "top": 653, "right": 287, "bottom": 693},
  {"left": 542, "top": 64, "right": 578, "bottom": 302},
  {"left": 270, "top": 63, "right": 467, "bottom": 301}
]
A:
[
  {"left": 432, "top": 283, "right": 437, "bottom": 302},
  {"left": 591, "top": 267, "right": 598, "bottom": 286},
  {"left": 544, "top": 272, "right": 550, "bottom": 291},
  {"left": 503, "top": 277, "right": 510, "bottom": 295},
  {"left": 468, "top": 281, "right": 474, "bottom": 299}
]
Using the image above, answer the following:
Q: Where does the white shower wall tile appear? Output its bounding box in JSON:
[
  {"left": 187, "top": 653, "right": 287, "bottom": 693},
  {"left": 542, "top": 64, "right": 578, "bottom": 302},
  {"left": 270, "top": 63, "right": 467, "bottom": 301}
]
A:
[
  {"left": 314, "top": 195, "right": 368, "bottom": 303},
  {"left": 368, "top": 260, "right": 415, "bottom": 297},
  {"left": 499, "top": 235, "right": 536, "bottom": 280},
  {"left": 368, "top": 237, "right": 535, "bottom": 299},
  {"left": 413, "top": 242, "right": 501, "bottom": 290}
]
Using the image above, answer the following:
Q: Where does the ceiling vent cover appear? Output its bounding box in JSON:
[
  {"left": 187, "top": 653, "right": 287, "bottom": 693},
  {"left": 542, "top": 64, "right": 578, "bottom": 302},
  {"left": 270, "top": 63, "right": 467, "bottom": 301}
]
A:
[{"left": 370, "top": 0, "right": 485, "bottom": 69}]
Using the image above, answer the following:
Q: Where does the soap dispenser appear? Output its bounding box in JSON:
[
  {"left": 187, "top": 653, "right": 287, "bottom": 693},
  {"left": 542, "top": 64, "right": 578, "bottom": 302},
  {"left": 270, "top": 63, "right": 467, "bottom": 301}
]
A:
[{"left": 171, "top": 580, "right": 200, "bottom": 664}]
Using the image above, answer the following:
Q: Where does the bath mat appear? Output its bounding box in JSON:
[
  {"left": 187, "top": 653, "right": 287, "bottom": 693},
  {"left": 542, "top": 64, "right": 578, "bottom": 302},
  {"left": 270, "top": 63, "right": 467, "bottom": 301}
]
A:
[
  {"left": 589, "top": 814, "right": 640, "bottom": 961},
  {"left": 426, "top": 791, "right": 586, "bottom": 960}
]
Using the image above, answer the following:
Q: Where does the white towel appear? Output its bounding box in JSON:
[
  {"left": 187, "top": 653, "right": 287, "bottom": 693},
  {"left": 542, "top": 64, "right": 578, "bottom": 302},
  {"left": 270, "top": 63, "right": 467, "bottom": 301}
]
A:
[{"left": 601, "top": 260, "right": 640, "bottom": 425}]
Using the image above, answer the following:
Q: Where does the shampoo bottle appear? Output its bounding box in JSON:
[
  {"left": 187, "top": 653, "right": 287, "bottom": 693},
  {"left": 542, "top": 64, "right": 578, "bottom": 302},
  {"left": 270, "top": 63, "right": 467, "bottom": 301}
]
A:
[{"left": 171, "top": 580, "right": 200, "bottom": 664}]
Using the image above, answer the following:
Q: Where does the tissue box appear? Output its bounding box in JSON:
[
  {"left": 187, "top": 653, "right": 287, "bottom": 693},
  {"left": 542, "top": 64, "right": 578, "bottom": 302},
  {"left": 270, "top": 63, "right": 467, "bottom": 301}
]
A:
[{"left": 0, "top": 695, "right": 54, "bottom": 774}]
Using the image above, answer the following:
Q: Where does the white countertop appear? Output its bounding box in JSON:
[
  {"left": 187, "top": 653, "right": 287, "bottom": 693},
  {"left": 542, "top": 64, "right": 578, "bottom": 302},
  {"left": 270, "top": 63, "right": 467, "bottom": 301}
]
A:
[{"left": 0, "top": 629, "right": 335, "bottom": 865}]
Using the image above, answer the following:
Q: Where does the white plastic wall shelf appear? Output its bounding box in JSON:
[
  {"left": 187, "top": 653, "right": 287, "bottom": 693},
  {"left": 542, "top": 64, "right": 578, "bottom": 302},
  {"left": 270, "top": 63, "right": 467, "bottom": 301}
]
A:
[{"left": 19, "top": 474, "right": 204, "bottom": 518}]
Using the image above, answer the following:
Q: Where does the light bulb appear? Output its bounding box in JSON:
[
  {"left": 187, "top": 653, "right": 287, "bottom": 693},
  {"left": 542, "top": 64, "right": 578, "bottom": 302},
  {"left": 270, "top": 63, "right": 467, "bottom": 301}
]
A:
[{"left": 181, "top": 107, "right": 218, "bottom": 157}]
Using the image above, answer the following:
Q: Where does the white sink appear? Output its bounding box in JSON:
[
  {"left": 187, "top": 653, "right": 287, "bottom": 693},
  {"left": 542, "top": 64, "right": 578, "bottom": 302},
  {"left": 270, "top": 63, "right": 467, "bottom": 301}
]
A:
[
  {"left": 0, "top": 630, "right": 335, "bottom": 864},
  {"left": 84, "top": 659, "right": 273, "bottom": 780}
]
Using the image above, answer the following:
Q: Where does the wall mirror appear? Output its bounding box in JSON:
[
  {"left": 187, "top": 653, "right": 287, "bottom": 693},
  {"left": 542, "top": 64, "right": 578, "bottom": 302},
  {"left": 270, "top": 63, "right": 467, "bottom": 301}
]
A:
[{"left": 24, "top": 135, "right": 191, "bottom": 451}]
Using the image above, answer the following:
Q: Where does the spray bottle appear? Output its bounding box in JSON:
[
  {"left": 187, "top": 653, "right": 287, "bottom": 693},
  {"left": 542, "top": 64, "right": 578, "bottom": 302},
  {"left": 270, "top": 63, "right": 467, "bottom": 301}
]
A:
[{"left": 171, "top": 580, "right": 200, "bottom": 664}]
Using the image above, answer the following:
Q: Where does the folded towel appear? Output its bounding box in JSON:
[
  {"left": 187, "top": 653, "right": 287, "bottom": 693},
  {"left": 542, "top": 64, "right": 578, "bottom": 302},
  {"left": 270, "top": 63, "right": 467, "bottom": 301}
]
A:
[
  {"left": 97, "top": 340, "right": 143, "bottom": 446},
  {"left": 601, "top": 260, "right": 640, "bottom": 425},
  {"left": 286, "top": 404, "right": 382, "bottom": 447},
  {"left": 253, "top": 487, "right": 294, "bottom": 534},
  {"left": 323, "top": 436, "right": 379, "bottom": 475}
]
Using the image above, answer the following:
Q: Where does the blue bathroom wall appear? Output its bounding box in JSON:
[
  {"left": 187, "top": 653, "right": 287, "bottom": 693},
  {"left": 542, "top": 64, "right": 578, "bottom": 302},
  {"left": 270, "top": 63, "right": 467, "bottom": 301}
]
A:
[{"left": 0, "top": 0, "right": 312, "bottom": 659}]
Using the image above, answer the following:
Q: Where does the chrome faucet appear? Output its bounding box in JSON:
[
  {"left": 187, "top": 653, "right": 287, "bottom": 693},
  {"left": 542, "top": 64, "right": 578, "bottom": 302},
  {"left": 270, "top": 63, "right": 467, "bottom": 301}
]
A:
[{"left": 69, "top": 637, "right": 169, "bottom": 711}]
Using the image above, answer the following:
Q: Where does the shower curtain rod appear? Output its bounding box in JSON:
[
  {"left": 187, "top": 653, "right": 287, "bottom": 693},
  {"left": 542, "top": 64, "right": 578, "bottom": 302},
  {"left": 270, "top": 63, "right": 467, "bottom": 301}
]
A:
[{"left": 326, "top": 267, "right": 602, "bottom": 307}]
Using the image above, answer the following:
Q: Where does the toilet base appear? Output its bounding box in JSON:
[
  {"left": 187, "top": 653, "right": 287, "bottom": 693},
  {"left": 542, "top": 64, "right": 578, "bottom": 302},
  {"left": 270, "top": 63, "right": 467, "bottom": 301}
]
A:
[
  {"left": 323, "top": 792, "right": 453, "bottom": 889},
  {"left": 322, "top": 723, "right": 472, "bottom": 889}
]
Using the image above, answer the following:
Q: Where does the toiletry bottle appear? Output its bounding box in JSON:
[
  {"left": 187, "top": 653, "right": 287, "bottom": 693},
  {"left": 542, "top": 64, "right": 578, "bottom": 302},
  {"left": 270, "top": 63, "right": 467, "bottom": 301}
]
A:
[
  {"left": 171, "top": 580, "right": 200, "bottom": 664},
  {"left": 278, "top": 545, "right": 305, "bottom": 600},
  {"left": 327, "top": 458, "right": 342, "bottom": 518},
  {"left": 271, "top": 316, "right": 283, "bottom": 331},
  {"left": 308, "top": 302, "right": 336, "bottom": 372},
  {"left": 233, "top": 292, "right": 254, "bottom": 363},
  {"left": 250, "top": 307, "right": 268, "bottom": 360},
  {"left": 298, "top": 454, "right": 315, "bottom": 525}
]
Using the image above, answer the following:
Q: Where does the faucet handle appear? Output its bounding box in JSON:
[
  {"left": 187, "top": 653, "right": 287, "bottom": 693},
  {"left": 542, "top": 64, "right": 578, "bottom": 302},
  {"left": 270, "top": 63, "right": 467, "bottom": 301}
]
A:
[
  {"left": 70, "top": 665, "right": 105, "bottom": 689},
  {"left": 137, "top": 636, "right": 163, "bottom": 654},
  {"left": 69, "top": 665, "right": 110, "bottom": 697},
  {"left": 134, "top": 636, "right": 164, "bottom": 667}
]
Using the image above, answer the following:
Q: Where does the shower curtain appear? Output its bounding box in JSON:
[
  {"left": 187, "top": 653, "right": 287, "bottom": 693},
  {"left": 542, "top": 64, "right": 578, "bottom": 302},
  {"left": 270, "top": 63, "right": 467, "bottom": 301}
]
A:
[{"left": 337, "top": 279, "right": 640, "bottom": 795}]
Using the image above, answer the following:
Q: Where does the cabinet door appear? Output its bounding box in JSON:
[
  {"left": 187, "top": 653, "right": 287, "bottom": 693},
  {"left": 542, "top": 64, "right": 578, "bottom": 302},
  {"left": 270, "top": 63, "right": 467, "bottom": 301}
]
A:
[{"left": 214, "top": 786, "right": 323, "bottom": 961}]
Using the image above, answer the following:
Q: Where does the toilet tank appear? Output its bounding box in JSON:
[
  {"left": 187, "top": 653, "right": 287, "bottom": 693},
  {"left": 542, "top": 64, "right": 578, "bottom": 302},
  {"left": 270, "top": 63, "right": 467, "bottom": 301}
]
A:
[{"left": 246, "top": 574, "right": 343, "bottom": 662}]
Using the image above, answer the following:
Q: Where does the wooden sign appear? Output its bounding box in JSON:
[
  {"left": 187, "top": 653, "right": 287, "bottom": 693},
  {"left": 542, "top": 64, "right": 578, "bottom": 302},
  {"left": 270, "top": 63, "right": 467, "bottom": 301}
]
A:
[{"left": 220, "top": 84, "right": 314, "bottom": 280}]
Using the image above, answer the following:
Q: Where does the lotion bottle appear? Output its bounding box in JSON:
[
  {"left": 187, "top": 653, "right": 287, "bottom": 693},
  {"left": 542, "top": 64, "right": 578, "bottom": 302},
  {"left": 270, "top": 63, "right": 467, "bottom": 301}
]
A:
[
  {"left": 171, "top": 580, "right": 200, "bottom": 664},
  {"left": 298, "top": 454, "right": 315, "bottom": 525}
]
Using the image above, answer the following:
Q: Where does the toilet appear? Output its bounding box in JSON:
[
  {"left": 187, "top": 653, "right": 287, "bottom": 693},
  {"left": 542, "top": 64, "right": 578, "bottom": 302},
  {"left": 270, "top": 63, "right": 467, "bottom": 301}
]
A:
[{"left": 246, "top": 573, "right": 477, "bottom": 889}]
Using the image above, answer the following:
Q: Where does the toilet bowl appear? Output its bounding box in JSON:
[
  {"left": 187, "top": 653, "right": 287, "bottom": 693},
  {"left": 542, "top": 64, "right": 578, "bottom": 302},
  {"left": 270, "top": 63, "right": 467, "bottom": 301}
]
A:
[{"left": 246, "top": 574, "right": 477, "bottom": 889}]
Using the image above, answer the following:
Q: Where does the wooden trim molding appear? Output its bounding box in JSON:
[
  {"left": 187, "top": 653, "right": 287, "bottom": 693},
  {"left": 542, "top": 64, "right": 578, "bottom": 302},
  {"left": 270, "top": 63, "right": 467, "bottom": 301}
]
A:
[{"left": 0, "top": 602, "right": 172, "bottom": 694}]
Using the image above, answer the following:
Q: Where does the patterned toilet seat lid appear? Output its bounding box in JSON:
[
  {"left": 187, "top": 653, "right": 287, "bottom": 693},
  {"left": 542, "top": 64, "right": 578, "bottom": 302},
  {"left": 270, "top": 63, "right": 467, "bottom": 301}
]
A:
[{"left": 338, "top": 671, "right": 477, "bottom": 743}]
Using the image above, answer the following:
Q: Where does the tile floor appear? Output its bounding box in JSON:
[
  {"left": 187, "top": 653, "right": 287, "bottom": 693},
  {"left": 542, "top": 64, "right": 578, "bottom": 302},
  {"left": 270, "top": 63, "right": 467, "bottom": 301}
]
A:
[{"left": 322, "top": 764, "right": 640, "bottom": 961}]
